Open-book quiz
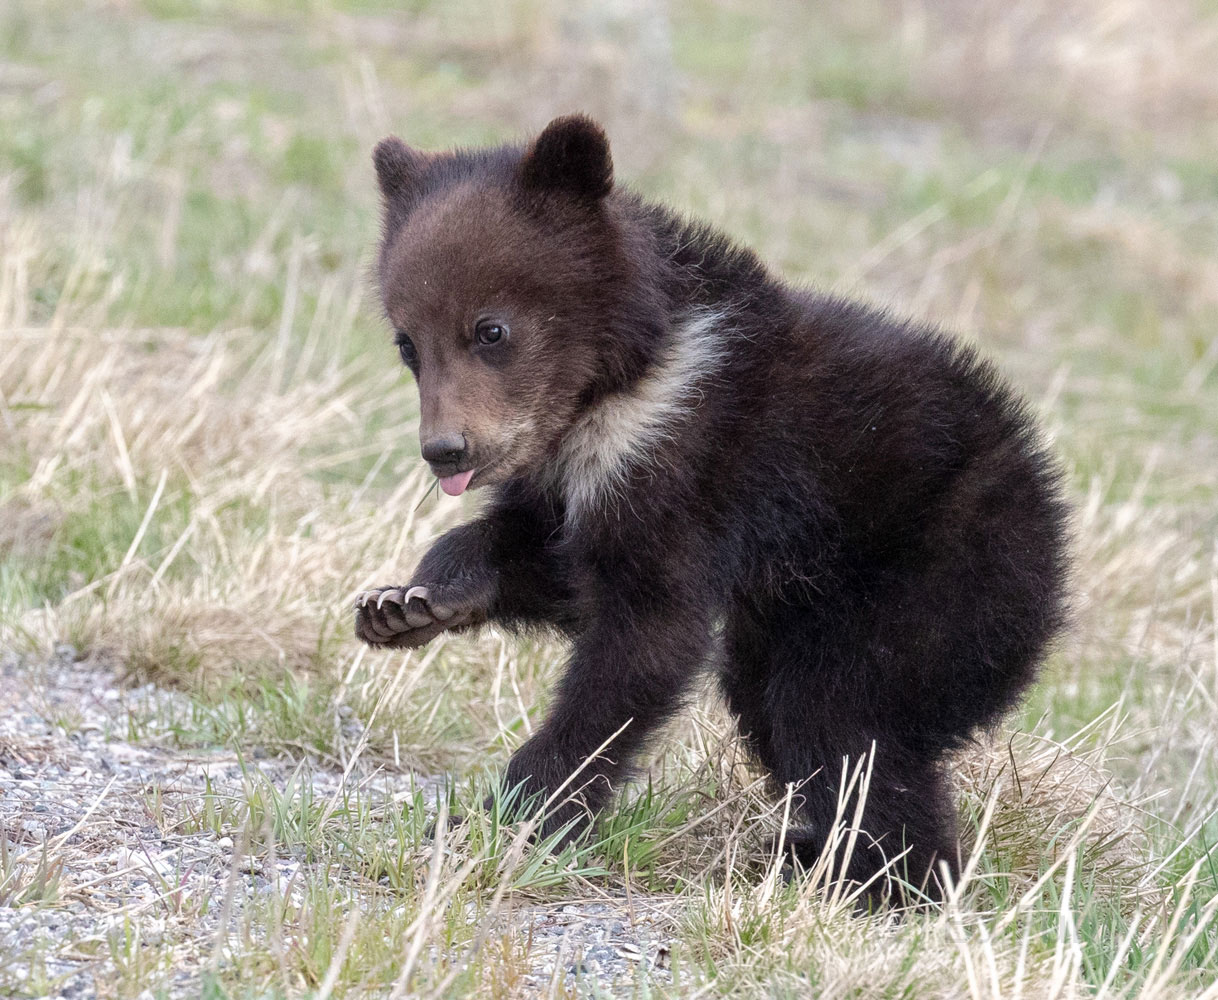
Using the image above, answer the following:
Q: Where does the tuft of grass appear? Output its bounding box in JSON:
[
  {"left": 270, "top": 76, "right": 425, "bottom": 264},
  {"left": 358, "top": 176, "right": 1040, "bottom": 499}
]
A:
[{"left": 0, "top": 835, "right": 65, "bottom": 907}]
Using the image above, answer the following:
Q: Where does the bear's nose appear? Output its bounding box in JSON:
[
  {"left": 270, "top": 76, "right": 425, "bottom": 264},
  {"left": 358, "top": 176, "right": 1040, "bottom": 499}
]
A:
[{"left": 421, "top": 433, "right": 468, "bottom": 467}]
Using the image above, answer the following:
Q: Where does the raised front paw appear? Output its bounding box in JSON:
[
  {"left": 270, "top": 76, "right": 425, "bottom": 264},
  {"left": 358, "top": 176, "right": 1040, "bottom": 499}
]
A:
[{"left": 353, "top": 583, "right": 485, "bottom": 650}]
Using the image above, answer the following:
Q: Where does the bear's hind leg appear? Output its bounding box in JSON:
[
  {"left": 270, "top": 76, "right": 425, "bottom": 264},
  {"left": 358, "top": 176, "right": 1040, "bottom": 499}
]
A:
[
  {"left": 723, "top": 604, "right": 959, "bottom": 906},
  {"left": 770, "top": 754, "right": 959, "bottom": 907}
]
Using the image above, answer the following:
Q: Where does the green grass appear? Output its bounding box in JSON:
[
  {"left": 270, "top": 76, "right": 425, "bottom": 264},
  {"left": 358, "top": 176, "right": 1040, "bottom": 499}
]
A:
[{"left": 2, "top": 0, "right": 1217, "bottom": 995}]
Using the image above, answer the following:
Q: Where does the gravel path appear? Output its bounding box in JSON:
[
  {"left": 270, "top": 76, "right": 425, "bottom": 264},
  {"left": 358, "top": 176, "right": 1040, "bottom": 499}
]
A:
[{"left": 0, "top": 649, "right": 676, "bottom": 997}]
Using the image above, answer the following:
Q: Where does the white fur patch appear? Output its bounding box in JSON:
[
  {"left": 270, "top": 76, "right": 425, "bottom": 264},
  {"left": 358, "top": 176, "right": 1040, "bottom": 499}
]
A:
[{"left": 555, "top": 310, "right": 726, "bottom": 518}]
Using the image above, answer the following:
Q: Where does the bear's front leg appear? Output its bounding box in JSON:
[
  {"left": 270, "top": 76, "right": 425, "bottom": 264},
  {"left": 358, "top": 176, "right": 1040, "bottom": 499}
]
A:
[
  {"left": 500, "top": 595, "right": 713, "bottom": 842},
  {"left": 355, "top": 499, "right": 580, "bottom": 649},
  {"left": 355, "top": 519, "right": 498, "bottom": 650}
]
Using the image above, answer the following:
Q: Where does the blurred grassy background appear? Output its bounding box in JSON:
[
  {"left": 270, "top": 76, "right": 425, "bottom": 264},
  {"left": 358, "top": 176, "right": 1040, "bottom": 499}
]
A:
[
  {"left": 5, "top": 0, "right": 1217, "bottom": 487},
  {"left": 2, "top": 0, "right": 1217, "bottom": 996}
]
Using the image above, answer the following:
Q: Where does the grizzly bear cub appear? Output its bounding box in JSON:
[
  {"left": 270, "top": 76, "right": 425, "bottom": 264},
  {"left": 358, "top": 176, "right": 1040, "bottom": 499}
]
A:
[{"left": 354, "top": 114, "right": 1069, "bottom": 903}]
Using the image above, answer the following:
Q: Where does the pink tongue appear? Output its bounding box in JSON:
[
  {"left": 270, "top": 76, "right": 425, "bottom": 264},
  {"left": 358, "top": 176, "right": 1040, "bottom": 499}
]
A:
[{"left": 439, "top": 469, "right": 475, "bottom": 496}]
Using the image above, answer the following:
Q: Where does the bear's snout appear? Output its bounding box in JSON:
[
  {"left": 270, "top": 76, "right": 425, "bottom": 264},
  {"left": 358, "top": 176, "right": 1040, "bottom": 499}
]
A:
[{"left": 421, "top": 432, "right": 468, "bottom": 471}]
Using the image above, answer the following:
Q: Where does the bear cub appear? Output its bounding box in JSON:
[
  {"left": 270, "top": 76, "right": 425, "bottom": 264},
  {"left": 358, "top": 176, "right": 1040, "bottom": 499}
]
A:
[{"left": 355, "top": 114, "right": 1069, "bottom": 903}]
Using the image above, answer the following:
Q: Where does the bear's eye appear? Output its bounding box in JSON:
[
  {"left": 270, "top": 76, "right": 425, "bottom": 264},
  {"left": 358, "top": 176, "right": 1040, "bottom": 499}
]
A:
[
  {"left": 474, "top": 319, "right": 508, "bottom": 347},
  {"left": 394, "top": 331, "right": 418, "bottom": 370}
]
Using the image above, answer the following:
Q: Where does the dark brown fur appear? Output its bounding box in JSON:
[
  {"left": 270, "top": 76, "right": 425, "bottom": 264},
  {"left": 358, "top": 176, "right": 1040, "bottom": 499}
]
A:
[{"left": 354, "top": 115, "right": 1070, "bottom": 905}]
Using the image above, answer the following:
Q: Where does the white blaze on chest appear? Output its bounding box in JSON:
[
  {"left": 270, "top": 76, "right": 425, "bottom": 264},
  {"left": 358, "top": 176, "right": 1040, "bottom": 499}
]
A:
[{"left": 556, "top": 310, "right": 726, "bottom": 517}]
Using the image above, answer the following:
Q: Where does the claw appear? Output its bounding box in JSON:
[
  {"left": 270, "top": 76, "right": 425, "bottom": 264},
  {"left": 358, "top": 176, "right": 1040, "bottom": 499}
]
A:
[
  {"left": 360, "top": 591, "right": 374, "bottom": 607},
  {"left": 404, "top": 609, "right": 431, "bottom": 628},
  {"left": 404, "top": 585, "right": 430, "bottom": 604},
  {"left": 377, "top": 588, "right": 404, "bottom": 609}
]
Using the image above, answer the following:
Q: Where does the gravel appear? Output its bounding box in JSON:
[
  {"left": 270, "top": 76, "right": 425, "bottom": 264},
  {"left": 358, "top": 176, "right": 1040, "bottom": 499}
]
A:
[{"left": 0, "top": 648, "right": 677, "bottom": 997}]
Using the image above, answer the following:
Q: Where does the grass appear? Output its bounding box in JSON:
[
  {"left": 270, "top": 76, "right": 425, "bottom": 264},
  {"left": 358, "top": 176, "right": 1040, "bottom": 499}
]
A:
[{"left": 2, "top": 0, "right": 1218, "bottom": 995}]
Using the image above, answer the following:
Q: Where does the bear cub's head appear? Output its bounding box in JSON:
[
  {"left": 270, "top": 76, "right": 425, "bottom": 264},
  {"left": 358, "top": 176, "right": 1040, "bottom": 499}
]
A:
[{"left": 374, "top": 115, "right": 658, "bottom": 497}]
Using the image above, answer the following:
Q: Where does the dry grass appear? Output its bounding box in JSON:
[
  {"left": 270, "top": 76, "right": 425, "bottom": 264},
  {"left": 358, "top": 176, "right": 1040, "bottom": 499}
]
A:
[{"left": 1, "top": 0, "right": 1217, "bottom": 995}]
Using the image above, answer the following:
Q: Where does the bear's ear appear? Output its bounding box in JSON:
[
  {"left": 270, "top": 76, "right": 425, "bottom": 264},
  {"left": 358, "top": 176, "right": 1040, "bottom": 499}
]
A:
[
  {"left": 373, "top": 136, "right": 429, "bottom": 200},
  {"left": 518, "top": 115, "right": 613, "bottom": 201}
]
